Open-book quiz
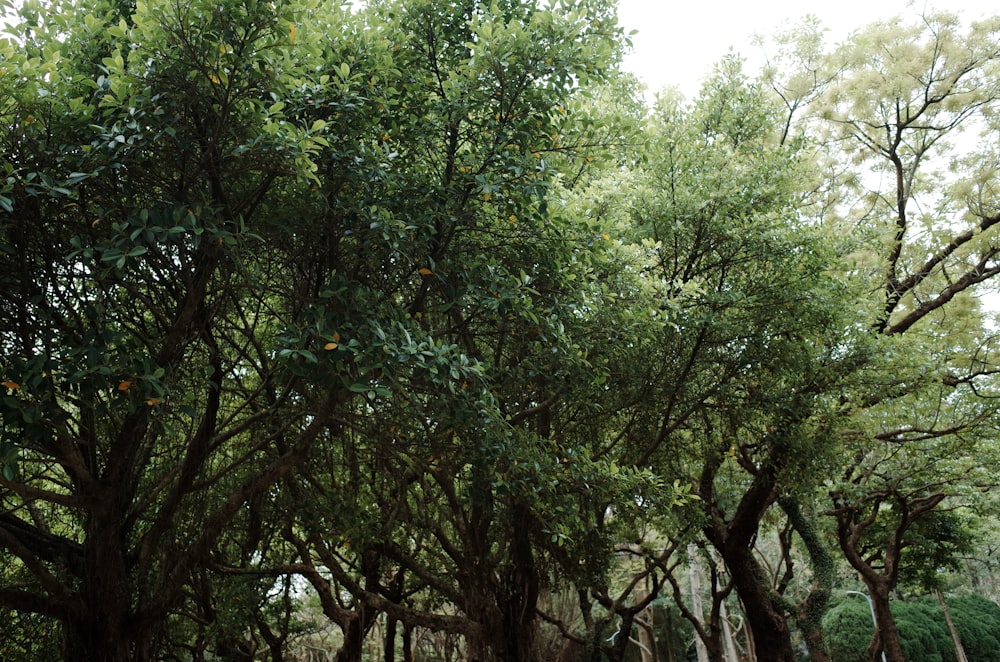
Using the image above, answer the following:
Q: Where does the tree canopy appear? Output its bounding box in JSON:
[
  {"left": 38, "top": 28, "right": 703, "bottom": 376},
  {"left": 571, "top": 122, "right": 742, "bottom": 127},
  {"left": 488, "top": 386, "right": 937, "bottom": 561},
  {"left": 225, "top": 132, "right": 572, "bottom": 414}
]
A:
[{"left": 2, "top": 2, "right": 1000, "bottom": 661}]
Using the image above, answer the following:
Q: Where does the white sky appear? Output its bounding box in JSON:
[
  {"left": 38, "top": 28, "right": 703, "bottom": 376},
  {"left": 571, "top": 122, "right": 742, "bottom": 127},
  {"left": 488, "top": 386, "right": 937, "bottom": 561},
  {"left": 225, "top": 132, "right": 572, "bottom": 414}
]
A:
[{"left": 616, "top": 0, "right": 997, "bottom": 98}]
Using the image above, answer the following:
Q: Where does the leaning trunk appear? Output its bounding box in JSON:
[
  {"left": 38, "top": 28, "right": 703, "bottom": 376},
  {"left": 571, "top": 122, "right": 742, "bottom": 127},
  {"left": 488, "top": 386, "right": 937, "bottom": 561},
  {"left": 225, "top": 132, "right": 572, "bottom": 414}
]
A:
[
  {"left": 715, "top": 542, "right": 795, "bottom": 662},
  {"left": 703, "top": 486, "right": 795, "bottom": 660},
  {"left": 935, "top": 590, "right": 969, "bottom": 662}
]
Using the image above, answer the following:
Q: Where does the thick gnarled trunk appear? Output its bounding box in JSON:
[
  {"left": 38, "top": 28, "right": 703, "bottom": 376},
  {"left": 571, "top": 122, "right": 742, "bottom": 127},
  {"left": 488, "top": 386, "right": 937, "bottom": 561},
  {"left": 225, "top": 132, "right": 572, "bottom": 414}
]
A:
[
  {"left": 61, "top": 493, "right": 155, "bottom": 662},
  {"left": 868, "top": 582, "right": 904, "bottom": 662},
  {"left": 701, "top": 458, "right": 796, "bottom": 662},
  {"left": 713, "top": 541, "right": 795, "bottom": 662}
]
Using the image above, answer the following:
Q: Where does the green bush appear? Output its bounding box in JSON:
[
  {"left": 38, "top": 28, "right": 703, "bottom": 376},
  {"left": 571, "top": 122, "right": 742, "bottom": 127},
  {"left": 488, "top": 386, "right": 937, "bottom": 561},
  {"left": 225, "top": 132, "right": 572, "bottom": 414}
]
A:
[
  {"left": 822, "top": 599, "right": 873, "bottom": 662},
  {"left": 894, "top": 599, "right": 950, "bottom": 662},
  {"left": 949, "top": 594, "right": 1000, "bottom": 661},
  {"left": 823, "top": 593, "right": 1000, "bottom": 662}
]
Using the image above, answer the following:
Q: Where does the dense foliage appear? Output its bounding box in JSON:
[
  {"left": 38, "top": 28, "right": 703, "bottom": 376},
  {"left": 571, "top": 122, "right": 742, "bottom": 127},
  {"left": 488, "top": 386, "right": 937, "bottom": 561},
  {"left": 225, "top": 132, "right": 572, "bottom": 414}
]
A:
[
  {"left": 823, "top": 594, "right": 1000, "bottom": 662},
  {"left": 2, "top": 1, "right": 1000, "bottom": 661}
]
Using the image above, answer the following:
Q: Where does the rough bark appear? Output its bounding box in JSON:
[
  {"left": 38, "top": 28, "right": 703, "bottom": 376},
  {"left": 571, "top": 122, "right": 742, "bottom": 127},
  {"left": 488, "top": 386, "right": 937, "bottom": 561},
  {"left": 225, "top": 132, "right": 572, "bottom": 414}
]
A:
[
  {"left": 779, "top": 496, "right": 833, "bottom": 662},
  {"left": 868, "top": 581, "right": 904, "bottom": 662},
  {"left": 700, "top": 458, "right": 796, "bottom": 662},
  {"left": 710, "top": 537, "right": 794, "bottom": 662}
]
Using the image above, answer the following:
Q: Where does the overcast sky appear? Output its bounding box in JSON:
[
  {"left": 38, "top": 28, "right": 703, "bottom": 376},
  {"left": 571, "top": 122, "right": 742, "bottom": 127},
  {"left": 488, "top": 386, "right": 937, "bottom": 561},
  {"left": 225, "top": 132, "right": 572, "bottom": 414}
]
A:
[{"left": 615, "top": 0, "right": 997, "bottom": 98}]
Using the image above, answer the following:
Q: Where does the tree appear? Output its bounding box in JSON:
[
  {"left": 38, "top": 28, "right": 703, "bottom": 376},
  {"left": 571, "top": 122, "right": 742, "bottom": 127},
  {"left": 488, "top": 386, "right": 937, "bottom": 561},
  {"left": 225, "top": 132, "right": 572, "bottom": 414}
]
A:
[
  {"left": 263, "top": 1, "right": 656, "bottom": 660},
  {"left": 802, "top": 12, "right": 1000, "bottom": 660},
  {"left": 752, "top": 13, "right": 998, "bottom": 659},
  {"left": 0, "top": 0, "right": 655, "bottom": 657},
  {"left": 0, "top": 0, "right": 371, "bottom": 658},
  {"left": 586, "top": 56, "right": 861, "bottom": 662},
  {"left": 8, "top": 2, "right": 1000, "bottom": 660}
]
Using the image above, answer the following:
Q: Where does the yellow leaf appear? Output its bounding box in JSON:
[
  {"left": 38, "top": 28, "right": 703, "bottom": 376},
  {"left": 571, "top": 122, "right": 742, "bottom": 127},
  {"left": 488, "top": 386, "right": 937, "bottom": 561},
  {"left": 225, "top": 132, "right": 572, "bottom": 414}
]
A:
[
  {"left": 118, "top": 380, "right": 133, "bottom": 391},
  {"left": 324, "top": 342, "right": 338, "bottom": 350},
  {"left": 332, "top": 331, "right": 341, "bottom": 342},
  {"left": 146, "top": 398, "right": 162, "bottom": 406},
  {"left": 418, "top": 268, "right": 433, "bottom": 275},
  {"left": 289, "top": 22, "right": 295, "bottom": 42},
  {"left": 483, "top": 192, "right": 491, "bottom": 201},
  {"left": 601, "top": 233, "right": 610, "bottom": 241},
  {"left": 207, "top": 73, "right": 221, "bottom": 84},
  {"left": 2, "top": 380, "right": 20, "bottom": 390}
]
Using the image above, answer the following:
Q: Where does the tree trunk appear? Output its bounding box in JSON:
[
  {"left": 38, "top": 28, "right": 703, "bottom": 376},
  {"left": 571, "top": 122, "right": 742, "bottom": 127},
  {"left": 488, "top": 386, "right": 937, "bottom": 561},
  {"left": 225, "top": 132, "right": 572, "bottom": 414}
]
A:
[
  {"left": 779, "top": 496, "right": 832, "bottom": 662},
  {"left": 742, "top": 617, "right": 756, "bottom": 662},
  {"left": 687, "top": 545, "right": 711, "bottom": 662},
  {"left": 633, "top": 585, "right": 656, "bottom": 662},
  {"left": 635, "top": 614, "right": 656, "bottom": 662},
  {"left": 935, "top": 590, "right": 968, "bottom": 662},
  {"left": 62, "top": 497, "right": 154, "bottom": 662},
  {"left": 700, "top": 454, "right": 795, "bottom": 661},
  {"left": 385, "top": 616, "right": 397, "bottom": 662},
  {"left": 62, "top": 615, "right": 131, "bottom": 662},
  {"left": 402, "top": 622, "right": 413, "bottom": 662},
  {"left": 61, "top": 600, "right": 158, "bottom": 662},
  {"left": 334, "top": 616, "right": 364, "bottom": 662},
  {"left": 719, "top": 601, "right": 740, "bottom": 662},
  {"left": 868, "top": 583, "right": 904, "bottom": 662},
  {"left": 464, "top": 502, "right": 540, "bottom": 662},
  {"left": 715, "top": 542, "right": 795, "bottom": 662},
  {"left": 499, "top": 522, "right": 541, "bottom": 661},
  {"left": 335, "top": 604, "right": 380, "bottom": 662}
]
